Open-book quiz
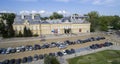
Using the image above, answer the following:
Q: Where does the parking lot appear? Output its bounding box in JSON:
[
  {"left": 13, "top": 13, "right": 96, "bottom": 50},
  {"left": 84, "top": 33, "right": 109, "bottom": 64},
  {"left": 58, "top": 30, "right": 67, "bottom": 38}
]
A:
[{"left": 0, "top": 32, "right": 117, "bottom": 64}]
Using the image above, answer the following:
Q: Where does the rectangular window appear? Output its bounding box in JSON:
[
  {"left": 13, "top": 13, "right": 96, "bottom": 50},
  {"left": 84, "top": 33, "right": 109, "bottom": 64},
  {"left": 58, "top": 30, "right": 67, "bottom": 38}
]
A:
[{"left": 79, "top": 28, "right": 82, "bottom": 32}]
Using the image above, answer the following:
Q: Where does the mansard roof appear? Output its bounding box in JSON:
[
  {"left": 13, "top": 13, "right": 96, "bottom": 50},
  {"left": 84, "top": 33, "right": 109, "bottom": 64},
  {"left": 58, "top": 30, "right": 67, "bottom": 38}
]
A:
[{"left": 13, "top": 14, "right": 89, "bottom": 25}]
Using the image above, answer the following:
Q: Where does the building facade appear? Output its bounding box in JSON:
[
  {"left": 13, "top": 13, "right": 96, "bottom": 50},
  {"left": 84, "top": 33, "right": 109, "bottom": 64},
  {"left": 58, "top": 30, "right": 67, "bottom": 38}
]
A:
[{"left": 13, "top": 14, "right": 90, "bottom": 36}]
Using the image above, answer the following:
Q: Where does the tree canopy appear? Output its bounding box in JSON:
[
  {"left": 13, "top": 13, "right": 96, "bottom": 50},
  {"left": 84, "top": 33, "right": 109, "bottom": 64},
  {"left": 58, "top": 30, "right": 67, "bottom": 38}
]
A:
[
  {"left": 49, "top": 12, "right": 63, "bottom": 19},
  {"left": 87, "top": 11, "right": 99, "bottom": 32},
  {"left": 0, "top": 13, "right": 15, "bottom": 38},
  {"left": 87, "top": 11, "right": 120, "bottom": 32},
  {"left": 44, "top": 55, "right": 60, "bottom": 64}
]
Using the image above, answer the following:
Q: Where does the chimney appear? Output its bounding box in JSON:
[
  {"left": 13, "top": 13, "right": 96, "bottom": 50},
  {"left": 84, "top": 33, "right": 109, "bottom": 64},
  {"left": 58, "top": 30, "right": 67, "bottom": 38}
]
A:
[
  {"left": 21, "top": 14, "right": 24, "bottom": 19},
  {"left": 32, "top": 14, "right": 35, "bottom": 19}
]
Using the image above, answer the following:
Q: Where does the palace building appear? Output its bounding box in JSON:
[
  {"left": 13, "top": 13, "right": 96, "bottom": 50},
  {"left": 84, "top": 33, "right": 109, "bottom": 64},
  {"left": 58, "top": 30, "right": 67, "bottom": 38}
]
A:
[{"left": 13, "top": 14, "right": 90, "bottom": 36}]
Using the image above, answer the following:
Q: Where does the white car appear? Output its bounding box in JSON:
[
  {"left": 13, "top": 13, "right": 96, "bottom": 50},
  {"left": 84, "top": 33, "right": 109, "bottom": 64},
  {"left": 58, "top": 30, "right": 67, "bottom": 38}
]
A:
[
  {"left": 6, "top": 47, "right": 12, "bottom": 54},
  {"left": 16, "top": 47, "right": 21, "bottom": 53},
  {"left": 59, "top": 45, "right": 66, "bottom": 49},
  {"left": 62, "top": 50, "right": 67, "bottom": 55}
]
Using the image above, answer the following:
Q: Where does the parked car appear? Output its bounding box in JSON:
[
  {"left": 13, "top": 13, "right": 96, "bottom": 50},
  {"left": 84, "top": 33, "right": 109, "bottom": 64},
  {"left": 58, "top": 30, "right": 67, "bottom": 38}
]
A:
[
  {"left": 70, "top": 49, "right": 75, "bottom": 53},
  {"left": 34, "top": 44, "right": 41, "bottom": 50},
  {"left": 103, "top": 42, "right": 113, "bottom": 46},
  {"left": 25, "top": 45, "right": 33, "bottom": 51},
  {"left": 6, "top": 47, "right": 12, "bottom": 54},
  {"left": 62, "top": 50, "right": 67, "bottom": 55},
  {"left": 33, "top": 54, "right": 39, "bottom": 61},
  {"left": 1, "top": 48, "right": 7, "bottom": 54},
  {"left": 65, "top": 49, "right": 72, "bottom": 54},
  {"left": 57, "top": 51, "right": 63, "bottom": 56},
  {"left": 22, "top": 57, "right": 27, "bottom": 63},
  {"left": 27, "top": 56, "right": 33, "bottom": 62},
  {"left": 0, "top": 48, "right": 3, "bottom": 54},
  {"left": 39, "top": 54, "right": 44, "bottom": 59},
  {"left": 9, "top": 59, "right": 16, "bottom": 64},
  {"left": 59, "top": 45, "right": 67, "bottom": 49},
  {"left": 2, "top": 59, "right": 9, "bottom": 64},
  {"left": 49, "top": 53, "right": 55, "bottom": 56},
  {"left": 15, "top": 58, "right": 21, "bottom": 64},
  {"left": 16, "top": 47, "right": 22, "bottom": 53},
  {"left": 10, "top": 48, "right": 16, "bottom": 53}
]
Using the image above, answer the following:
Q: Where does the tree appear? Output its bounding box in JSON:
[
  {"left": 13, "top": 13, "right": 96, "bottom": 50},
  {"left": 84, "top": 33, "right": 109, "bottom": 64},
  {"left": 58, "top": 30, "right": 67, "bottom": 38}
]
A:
[
  {"left": 18, "top": 31, "right": 23, "bottom": 37},
  {"left": 0, "top": 19, "right": 5, "bottom": 36},
  {"left": 0, "top": 13, "right": 15, "bottom": 38},
  {"left": 98, "top": 16, "right": 109, "bottom": 31},
  {"left": 44, "top": 55, "right": 60, "bottom": 64},
  {"left": 23, "top": 26, "right": 28, "bottom": 37},
  {"left": 41, "top": 17, "right": 49, "bottom": 20},
  {"left": 23, "top": 27, "right": 32, "bottom": 37},
  {"left": 111, "top": 15, "right": 120, "bottom": 30},
  {"left": 27, "top": 28, "right": 32, "bottom": 37},
  {"left": 49, "top": 12, "right": 63, "bottom": 19},
  {"left": 111, "top": 60, "right": 120, "bottom": 64},
  {"left": 87, "top": 11, "right": 99, "bottom": 32}
]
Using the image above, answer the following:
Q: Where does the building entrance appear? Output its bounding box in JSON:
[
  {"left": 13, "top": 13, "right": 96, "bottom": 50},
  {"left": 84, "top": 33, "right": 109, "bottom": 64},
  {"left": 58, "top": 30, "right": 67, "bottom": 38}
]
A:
[{"left": 64, "top": 28, "right": 71, "bottom": 34}]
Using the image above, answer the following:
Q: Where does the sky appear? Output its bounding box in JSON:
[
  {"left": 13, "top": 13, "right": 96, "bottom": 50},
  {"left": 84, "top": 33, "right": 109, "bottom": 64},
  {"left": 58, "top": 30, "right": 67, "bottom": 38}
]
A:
[{"left": 0, "top": 0, "right": 120, "bottom": 16}]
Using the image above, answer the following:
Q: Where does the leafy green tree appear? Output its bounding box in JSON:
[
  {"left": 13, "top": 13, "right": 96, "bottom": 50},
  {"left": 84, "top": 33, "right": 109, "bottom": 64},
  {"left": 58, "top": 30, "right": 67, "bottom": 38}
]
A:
[
  {"left": 41, "top": 17, "right": 49, "bottom": 20},
  {"left": 0, "top": 13, "right": 15, "bottom": 38},
  {"left": 111, "top": 60, "right": 120, "bottom": 64},
  {"left": 0, "top": 19, "right": 5, "bottom": 36},
  {"left": 23, "top": 26, "right": 28, "bottom": 37},
  {"left": 27, "top": 28, "right": 33, "bottom": 37},
  {"left": 49, "top": 12, "right": 63, "bottom": 19},
  {"left": 111, "top": 15, "right": 120, "bottom": 30},
  {"left": 18, "top": 31, "right": 23, "bottom": 37},
  {"left": 44, "top": 55, "right": 60, "bottom": 64},
  {"left": 98, "top": 16, "right": 109, "bottom": 31},
  {"left": 87, "top": 11, "right": 99, "bottom": 32},
  {"left": 23, "top": 27, "right": 32, "bottom": 37}
]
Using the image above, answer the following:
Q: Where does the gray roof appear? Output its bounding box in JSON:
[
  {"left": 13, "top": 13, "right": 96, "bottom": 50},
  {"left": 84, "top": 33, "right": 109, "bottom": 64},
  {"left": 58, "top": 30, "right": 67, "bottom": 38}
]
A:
[
  {"left": 14, "top": 15, "right": 41, "bottom": 25},
  {"left": 13, "top": 14, "right": 89, "bottom": 25}
]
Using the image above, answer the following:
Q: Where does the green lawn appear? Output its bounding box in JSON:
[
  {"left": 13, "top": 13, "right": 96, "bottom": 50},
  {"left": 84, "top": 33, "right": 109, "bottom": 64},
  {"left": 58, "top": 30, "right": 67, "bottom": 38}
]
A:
[{"left": 67, "top": 50, "right": 120, "bottom": 64}]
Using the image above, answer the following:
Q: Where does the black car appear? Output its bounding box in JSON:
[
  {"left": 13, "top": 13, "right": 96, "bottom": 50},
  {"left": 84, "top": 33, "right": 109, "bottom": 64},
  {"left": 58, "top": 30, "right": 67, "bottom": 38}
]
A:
[
  {"left": 15, "top": 58, "right": 21, "bottom": 64},
  {"left": 10, "top": 48, "right": 16, "bottom": 53},
  {"left": 22, "top": 57, "right": 27, "bottom": 63},
  {"left": 57, "top": 51, "right": 63, "bottom": 56},
  {"left": 90, "top": 44, "right": 98, "bottom": 49},
  {"left": 33, "top": 54, "right": 39, "bottom": 61},
  {"left": 34, "top": 44, "right": 41, "bottom": 50},
  {"left": 2, "top": 59, "right": 9, "bottom": 64},
  {"left": 39, "top": 54, "right": 44, "bottom": 59},
  {"left": 9, "top": 59, "right": 16, "bottom": 64},
  {"left": 0, "top": 62, "right": 2, "bottom": 64},
  {"left": 109, "top": 42, "right": 113, "bottom": 45},
  {"left": 41, "top": 44, "right": 49, "bottom": 49},
  {"left": 90, "top": 37, "right": 95, "bottom": 41},
  {"left": 49, "top": 53, "right": 55, "bottom": 56},
  {"left": 65, "top": 49, "right": 72, "bottom": 54},
  {"left": 0, "top": 48, "right": 3, "bottom": 54},
  {"left": 65, "top": 40, "right": 71, "bottom": 45},
  {"left": 103, "top": 42, "right": 113, "bottom": 47},
  {"left": 70, "top": 49, "right": 75, "bottom": 53},
  {"left": 20, "top": 48, "right": 25, "bottom": 52}
]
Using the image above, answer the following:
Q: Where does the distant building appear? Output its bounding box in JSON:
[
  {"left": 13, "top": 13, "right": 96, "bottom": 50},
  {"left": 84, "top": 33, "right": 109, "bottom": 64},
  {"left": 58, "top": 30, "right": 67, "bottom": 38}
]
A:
[{"left": 13, "top": 14, "right": 90, "bottom": 36}]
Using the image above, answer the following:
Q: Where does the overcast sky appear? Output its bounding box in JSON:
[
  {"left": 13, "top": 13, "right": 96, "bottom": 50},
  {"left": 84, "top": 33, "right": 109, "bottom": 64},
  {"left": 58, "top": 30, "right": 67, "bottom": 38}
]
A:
[{"left": 0, "top": 0, "right": 120, "bottom": 16}]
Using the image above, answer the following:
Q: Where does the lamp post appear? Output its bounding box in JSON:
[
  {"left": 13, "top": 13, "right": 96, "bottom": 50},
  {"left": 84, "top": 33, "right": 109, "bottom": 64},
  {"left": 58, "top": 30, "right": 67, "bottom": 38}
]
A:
[{"left": 38, "top": 14, "right": 45, "bottom": 41}]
